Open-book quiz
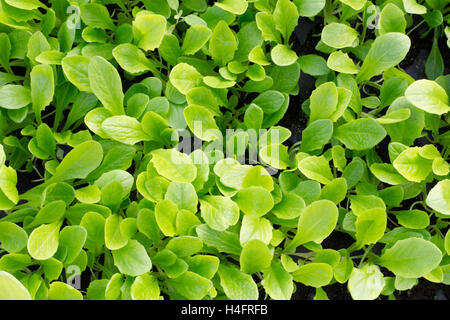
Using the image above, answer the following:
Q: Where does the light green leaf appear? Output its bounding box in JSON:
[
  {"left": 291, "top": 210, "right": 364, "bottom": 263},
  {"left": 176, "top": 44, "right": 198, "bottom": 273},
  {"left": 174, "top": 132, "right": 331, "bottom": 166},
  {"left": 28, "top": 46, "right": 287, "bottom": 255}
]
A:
[
  {"left": 112, "top": 43, "right": 153, "bottom": 74},
  {"left": 181, "top": 25, "right": 212, "bottom": 55},
  {"left": 357, "top": 33, "right": 411, "bottom": 83},
  {"left": 309, "top": 82, "right": 338, "bottom": 122},
  {"left": 151, "top": 148, "right": 197, "bottom": 183},
  {"left": 233, "top": 186, "right": 274, "bottom": 218},
  {"left": 131, "top": 274, "right": 161, "bottom": 300},
  {"left": 271, "top": 44, "right": 298, "bottom": 66},
  {"left": 209, "top": 20, "right": 237, "bottom": 66},
  {"left": 402, "top": 0, "right": 427, "bottom": 14},
  {"left": 426, "top": 179, "right": 450, "bottom": 215},
  {"left": 321, "top": 23, "right": 359, "bottom": 49},
  {"left": 294, "top": 0, "right": 325, "bottom": 17},
  {"left": 355, "top": 208, "right": 387, "bottom": 248},
  {"left": 0, "top": 84, "right": 31, "bottom": 109},
  {"left": 379, "top": 3, "right": 406, "bottom": 34},
  {"left": 240, "top": 215, "right": 272, "bottom": 245},
  {"left": 292, "top": 263, "right": 333, "bottom": 288},
  {"left": 393, "top": 147, "right": 432, "bottom": 182},
  {"left": 379, "top": 238, "right": 442, "bottom": 278},
  {"left": 405, "top": 79, "right": 449, "bottom": 115},
  {"left": 169, "top": 63, "right": 202, "bottom": 95},
  {"left": 327, "top": 51, "right": 358, "bottom": 74},
  {"left": 339, "top": 0, "right": 367, "bottom": 10},
  {"left": 348, "top": 264, "right": 385, "bottom": 300},
  {"left": 240, "top": 240, "right": 272, "bottom": 274},
  {"left": 200, "top": 195, "right": 239, "bottom": 231},
  {"left": 133, "top": 11, "right": 166, "bottom": 51},
  {"left": 27, "top": 221, "right": 61, "bottom": 260},
  {"left": 0, "top": 271, "right": 31, "bottom": 300},
  {"left": 334, "top": 118, "right": 387, "bottom": 151},
  {"left": 0, "top": 222, "right": 28, "bottom": 253},
  {"left": 51, "top": 141, "right": 103, "bottom": 182},
  {"left": 61, "top": 56, "right": 91, "bottom": 92},
  {"left": 298, "top": 156, "right": 334, "bottom": 184},
  {"left": 261, "top": 262, "right": 293, "bottom": 300},
  {"left": 101, "top": 115, "right": 149, "bottom": 145},
  {"left": 88, "top": 56, "right": 124, "bottom": 115},
  {"left": 112, "top": 240, "right": 152, "bottom": 277},
  {"left": 215, "top": 0, "right": 248, "bottom": 14},
  {"left": 218, "top": 264, "right": 259, "bottom": 300},
  {"left": 287, "top": 200, "right": 338, "bottom": 249},
  {"left": 30, "top": 64, "right": 54, "bottom": 120},
  {"left": 273, "top": 0, "right": 299, "bottom": 42}
]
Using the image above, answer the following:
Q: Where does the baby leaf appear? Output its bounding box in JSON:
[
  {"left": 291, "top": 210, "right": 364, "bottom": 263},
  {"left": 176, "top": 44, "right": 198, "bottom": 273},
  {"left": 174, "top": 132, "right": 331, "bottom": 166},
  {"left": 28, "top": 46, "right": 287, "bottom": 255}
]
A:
[
  {"left": 132, "top": 11, "right": 166, "bottom": 51},
  {"left": 327, "top": 51, "right": 358, "bottom": 74},
  {"left": 57, "top": 226, "right": 87, "bottom": 264},
  {"left": 426, "top": 179, "right": 450, "bottom": 215},
  {"left": 0, "top": 271, "right": 32, "bottom": 300},
  {"left": 321, "top": 23, "right": 359, "bottom": 49},
  {"left": 200, "top": 195, "right": 239, "bottom": 231},
  {"left": 101, "top": 116, "right": 149, "bottom": 145},
  {"left": 184, "top": 105, "right": 221, "bottom": 141},
  {"left": 165, "top": 182, "right": 198, "bottom": 213},
  {"left": 272, "top": 193, "right": 305, "bottom": 220},
  {"left": 112, "top": 240, "right": 152, "bottom": 277},
  {"left": 271, "top": 44, "right": 298, "bottom": 66},
  {"left": 273, "top": 0, "right": 299, "bottom": 42},
  {"left": 287, "top": 200, "right": 338, "bottom": 250},
  {"left": 402, "top": 0, "right": 427, "bottom": 14},
  {"left": 300, "top": 119, "right": 333, "bottom": 152},
  {"left": 292, "top": 263, "right": 333, "bottom": 288},
  {"left": 151, "top": 149, "right": 197, "bottom": 183},
  {"left": 131, "top": 274, "right": 161, "bottom": 300},
  {"left": 167, "top": 271, "right": 212, "bottom": 300},
  {"left": 80, "top": 3, "right": 115, "bottom": 30},
  {"left": 0, "top": 222, "right": 28, "bottom": 253},
  {"left": 298, "top": 156, "right": 334, "bottom": 184},
  {"left": 105, "top": 215, "right": 128, "bottom": 250},
  {"left": 334, "top": 118, "right": 387, "bottom": 151},
  {"left": 256, "top": 12, "right": 281, "bottom": 43},
  {"left": 379, "top": 238, "right": 442, "bottom": 278},
  {"left": 294, "top": 0, "right": 325, "bottom": 17},
  {"left": 261, "top": 261, "right": 293, "bottom": 300},
  {"left": 356, "top": 33, "right": 411, "bottom": 83},
  {"left": 405, "top": 79, "right": 449, "bottom": 115},
  {"left": 88, "top": 56, "right": 124, "bottom": 115},
  {"left": 27, "top": 221, "right": 62, "bottom": 260},
  {"left": 61, "top": 56, "right": 91, "bottom": 92},
  {"left": 309, "top": 82, "right": 338, "bottom": 122},
  {"left": 0, "top": 84, "right": 31, "bottom": 109},
  {"left": 181, "top": 25, "right": 212, "bottom": 55},
  {"left": 215, "top": 0, "right": 248, "bottom": 15},
  {"left": 348, "top": 265, "right": 385, "bottom": 300},
  {"left": 218, "top": 264, "right": 259, "bottom": 300},
  {"left": 240, "top": 215, "right": 273, "bottom": 245},
  {"left": 209, "top": 20, "right": 237, "bottom": 66},
  {"left": 169, "top": 63, "right": 202, "bottom": 95},
  {"left": 355, "top": 208, "right": 387, "bottom": 248},
  {"left": 155, "top": 200, "right": 178, "bottom": 237},
  {"left": 394, "top": 210, "right": 430, "bottom": 229},
  {"left": 30, "top": 64, "right": 54, "bottom": 121},
  {"left": 393, "top": 147, "right": 432, "bottom": 182},
  {"left": 112, "top": 43, "right": 154, "bottom": 74},
  {"left": 339, "top": 0, "right": 367, "bottom": 10},
  {"left": 233, "top": 186, "right": 274, "bottom": 218},
  {"left": 379, "top": 3, "right": 407, "bottom": 34},
  {"left": 51, "top": 140, "right": 103, "bottom": 182},
  {"left": 240, "top": 240, "right": 272, "bottom": 274}
]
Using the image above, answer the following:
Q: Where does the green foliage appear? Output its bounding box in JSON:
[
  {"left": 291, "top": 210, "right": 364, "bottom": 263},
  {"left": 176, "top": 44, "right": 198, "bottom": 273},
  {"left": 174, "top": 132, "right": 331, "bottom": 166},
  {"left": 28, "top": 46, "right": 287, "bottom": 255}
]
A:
[{"left": 0, "top": 0, "right": 448, "bottom": 301}]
